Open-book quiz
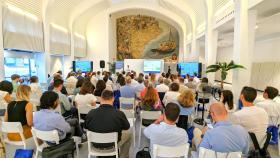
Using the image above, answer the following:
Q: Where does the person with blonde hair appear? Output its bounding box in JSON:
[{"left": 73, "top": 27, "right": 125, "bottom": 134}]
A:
[
  {"left": 4, "top": 85, "right": 33, "bottom": 141},
  {"left": 175, "top": 90, "right": 196, "bottom": 130}
]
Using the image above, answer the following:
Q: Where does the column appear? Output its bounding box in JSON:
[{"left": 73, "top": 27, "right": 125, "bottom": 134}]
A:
[
  {"left": 0, "top": 2, "right": 4, "bottom": 80},
  {"left": 64, "top": 22, "right": 75, "bottom": 77},
  {"left": 205, "top": 0, "right": 218, "bottom": 82},
  {"left": 232, "top": 0, "right": 257, "bottom": 99}
]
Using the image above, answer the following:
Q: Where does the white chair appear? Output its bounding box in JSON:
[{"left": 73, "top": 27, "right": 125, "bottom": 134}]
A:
[
  {"left": 120, "top": 109, "right": 136, "bottom": 146},
  {"left": 1, "top": 122, "right": 34, "bottom": 149},
  {"left": 31, "top": 127, "right": 80, "bottom": 158},
  {"left": 78, "top": 105, "right": 97, "bottom": 124},
  {"left": 87, "top": 131, "right": 119, "bottom": 158},
  {"left": 153, "top": 144, "right": 190, "bottom": 158},
  {"left": 268, "top": 116, "right": 280, "bottom": 156},
  {"left": 192, "top": 147, "right": 242, "bottom": 158},
  {"left": 119, "top": 97, "right": 135, "bottom": 110},
  {"left": 138, "top": 111, "right": 161, "bottom": 147}
]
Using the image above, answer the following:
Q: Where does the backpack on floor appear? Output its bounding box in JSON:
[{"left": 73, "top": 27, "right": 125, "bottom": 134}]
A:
[{"left": 136, "top": 147, "right": 151, "bottom": 158}]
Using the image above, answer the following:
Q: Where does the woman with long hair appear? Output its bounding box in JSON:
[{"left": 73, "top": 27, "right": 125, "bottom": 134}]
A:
[
  {"left": 75, "top": 81, "right": 97, "bottom": 107},
  {"left": 221, "top": 90, "right": 236, "bottom": 113},
  {"left": 141, "top": 83, "right": 161, "bottom": 111}
]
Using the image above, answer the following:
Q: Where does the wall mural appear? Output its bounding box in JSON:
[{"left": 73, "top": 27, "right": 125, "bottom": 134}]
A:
[{"left": 117, "top": 15, "right": 179, "bottom": 62}]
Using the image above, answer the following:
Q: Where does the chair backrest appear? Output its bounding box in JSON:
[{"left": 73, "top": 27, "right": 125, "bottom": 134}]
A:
[
  {"left": 78, "top": 105, "right": 96, "bottom": 123},
  {"left": 31, "top": 127, "right": 60, "bottom": 145},
  {"left": 120, "top": 109, "right": 135, "bottom": 118},
  {"left": 1, "top": 122, "right": 24, "bottom": 134},
  {"left": 153, "top": 144, "right": 189, "bottom": 158},
  {"left": 158, "top": 92, "right": 166, "bottom": 102},
  {"left": 269, "top": 116, "right": 280, "bottom": 126},
  {"left": 141, "top": 111, "right": 161, "bottom": 120},
  {"left": 119, "top": 97, "right": 135, "bottom": 110},
  {"left": 198, "top": 147, "right": 242, "bottom": 158},
  {"left": 87, "top": 131, "right": 118, "bottom": 144}
]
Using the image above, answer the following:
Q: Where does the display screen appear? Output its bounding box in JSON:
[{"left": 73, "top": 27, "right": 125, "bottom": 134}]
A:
[
  {"left": 73, "top": 61, "right": 93, "bottom": 72},
  {"left": 115, "top": 61, "right": 124, "bottom": 69},
  {"left": 178, "top": 62, "right": 202, "bottom": 77},
  {"left": 5, "top": 58, "right": 16, "bottom": 65},
  {"left": 144, "top": 60, "right": 162, "bottom": 73}
]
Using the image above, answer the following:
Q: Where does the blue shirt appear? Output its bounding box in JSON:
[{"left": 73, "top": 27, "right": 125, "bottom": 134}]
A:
[
  {"left": 120, "top": 85, "right": 136, "bottom": 98},
  {"left": 199, "top": 121, "right": 249, "bottom": 154},
  {"left": 33, "top": 109, "right": 71, "bottom": 140},
  {"left": 173, "top": 101, "right": 194, "bottom": 116}
]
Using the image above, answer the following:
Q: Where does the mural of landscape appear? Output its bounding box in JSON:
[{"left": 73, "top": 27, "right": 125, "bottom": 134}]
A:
[{"left": 117, "top": 15, "right": 179, "bottom": 62}]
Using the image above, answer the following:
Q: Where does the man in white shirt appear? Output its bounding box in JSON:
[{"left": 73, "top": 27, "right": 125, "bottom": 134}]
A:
[
  {"left": 256, "top": 86, "right": 280, "bottom": 144},
  {"left": 231, "top": 86, "right": 269, "bottom": 147},
  {"left": 90, "top": 72, "right": 98, "bottom": 87},
  {"left": 144, "top": 102, "right": 188, "bottom": 154},
  {"left": 178, "top": 77, "right": 188, "bottom": 93},
  {"left": 156, "top": 77, "right": 169, "bottom": 93},
  {"left": 163, "top": 82, "right": 181, "bottom": 105}
]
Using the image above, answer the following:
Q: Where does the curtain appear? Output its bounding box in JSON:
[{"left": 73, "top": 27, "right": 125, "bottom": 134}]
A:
[
  {"left": 49, "top": 24, "right": 70, "bottom": 56},
  {"left": 74, "top": 33, "right": 86, "bottom": 58}
]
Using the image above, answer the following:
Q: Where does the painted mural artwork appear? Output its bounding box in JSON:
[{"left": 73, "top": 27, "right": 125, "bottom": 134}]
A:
[{"left": 116, "top": 15, "right": 179, "bottom": 62}]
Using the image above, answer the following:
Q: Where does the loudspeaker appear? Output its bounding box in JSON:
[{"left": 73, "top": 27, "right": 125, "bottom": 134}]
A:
[{"left": 100, "top": 60, "right": 105, "bottom": 68}]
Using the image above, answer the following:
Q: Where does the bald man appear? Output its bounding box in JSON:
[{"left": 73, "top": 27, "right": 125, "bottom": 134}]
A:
[{"left": 193, "top": 102, "right": 249, "bottom": 155}]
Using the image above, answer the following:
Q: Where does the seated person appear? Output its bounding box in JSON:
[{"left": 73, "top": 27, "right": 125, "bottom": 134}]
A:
[
  {"left": 34, "top": 91, "right": 85, "bottom": 142},
  {"left": 4, "top": 85, "right": 33, "bottom": 141},
  {"left": 11, "top": 74, "right": 21, "bottom": 93},
  {"left": 103, "top": 75, "right": 113, "bottom": 91},
  {"left": 93, "top": 80, "right": 106, "bottom": 97},
  {"left": 120, "top": 76, "right": 136, "bottom": 98},
  {"left": 193, "top": 102, "right": 249, "bottom": 156},
  {"left": 134, "top": 77, "right": 145, "bottom": 98},
  {"left": 53, "top": 79, "right": 74, "bottom": 117},
  {"left": 162, "top": 82, "right": 181, "bottom": 105},
  {"left": 155, "top": 77, "right": 170, "bottom": 93},
  {"left": 175, "top": 90, "right": 195, "bottom": 130},
  {"left": 256, "top": 86, "right": 280, "bottom": 144},
  {"left": 30, "top": 76, "right": 43, "bottom": 98},
  {"left": 73, "top": 78, "right": 84, "bottom": 95},
  {"left": 48, "top": 75, "right": 68, "bottom": 95},
  {"left": 85, "top": 90, "right": 130, "bottom": 158},
  {"left": 178, "top": 77, "right": 188, "bottom": 94},
  {"left": 221, "top": 90, "right": 237, "bottom": 113},
  {"left": 75, "top": 81, "right": 97, "bottom": 107},
  {"left": 231, "top": 86, "right": 268, "bottom": 148},
  {"left": 144, "top": 103, "right": 188, "bottom": 154},
  {"left": 0, "top": 81, "right": 13, "bottom": 116},
  {"left": 185, "top": 77, "right": 197, "bottom": 91},
  {"left": 141, "top": 83, "right": 161, "bottom": 111}
]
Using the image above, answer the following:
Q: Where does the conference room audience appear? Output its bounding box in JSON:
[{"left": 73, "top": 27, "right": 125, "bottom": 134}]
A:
[
  {"left": 150, "top": 74, "right": 157, "bottom": 86},
  {"left": 53, "top": 79, "right": 73, "bottom": 117},
  {"left": 231, "top": 86, "right": 269, "bottom": 147},
  {"left": 144, "top": 103, "right": 188, "bottom": 155},
  {"left": 76, "top": 70, "right": 84, "bottom": 80},
  {"left": 73, "top": 78, "right": 84, "bottom": 95},
  {"left": 11, "top": 74, "right": 21, "bottom": 93},
  {"left": 75, "top": 81, "right": 97, "bottom": 107},
  {"left": 197, "top": 77, "right": 212, "bottom": 98},
  {"left": 221, "top": 90, "right": 237, "bottom": 113},
  {"left": 48, "top": 75, "right": 68, "bottom": 95},
  {"left": 130, "top": 73, "right": 138, "bottom": 87},
  {"left": 134, "top": 77, "right": 145, "bottom": 97},
  {"left": 163, "top": 82, "right": 181, "bottom": 105},
  {"left": 115, "top": 75, "right": 126, "bottom": 91},
  {"left": 103, "top": 75, "right": 113, "bottom": 91},
  {"left": 90, "top": 72, "right": 98, "bottom": 87},
  {"left": 178, "top": 77, "right": 188, "bottom": 93},
  {"left": 94, "top": 80, "right": 107, "bottom": 97},
  {"left": 155, "top": 77, "right": 169, "bottom": 93},
  {"left": 4, "top": 85, "right": 33, "bottom": 141},
  {"left": 193, "top": 102, "right": 249, "bottom": 156},
  {"left": 141, "top": 83, "right": 161, "bottom": 111},
  {"left": 29, "top": 76, "right": 42, "bottom": 98},
  {"left": 120, "top": 76, "right": 136, "bottom": 98},
  {"left": 185, "top": 77, "right": 197, "bottom": 90},
  {"left": 0, "top": 80, "right": 13, "bottom": 116},
  {"left": 85, "top": 90, "right": 130, "bottom": 158},
  {"left": 175, "top": 90, "right": 195, "bottom": 130}
]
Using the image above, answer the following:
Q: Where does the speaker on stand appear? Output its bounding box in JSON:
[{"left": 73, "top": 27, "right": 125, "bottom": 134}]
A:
[{"left": 100, "top": 60, "right": 105, "bottom": 73}]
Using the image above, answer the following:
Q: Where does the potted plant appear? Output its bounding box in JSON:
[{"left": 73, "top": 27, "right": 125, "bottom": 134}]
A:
[
  {"left": 206, "top": 60, "right": 245, "bottom": 89},
  {"left": 107, "top": 61, "right": 116, "bottom": 74}
]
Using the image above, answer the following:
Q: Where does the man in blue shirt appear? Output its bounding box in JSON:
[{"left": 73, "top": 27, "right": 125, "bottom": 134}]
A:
[
  {"left": 193, "top": 102, "right": 249, "bottom": 156},
  {"left": 120, "top": 76, "right": 136, "bottom": 98}
]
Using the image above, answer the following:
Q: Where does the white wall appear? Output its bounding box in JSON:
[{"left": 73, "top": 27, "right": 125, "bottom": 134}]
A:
[
  {"left": 216, "top": 37, "right": 280, "bottom": 83},
  {"left": 49, "top": 55, "right": 64, "bottom": 76},
  {"left": 85, "top": 11, "right": 110, "bottom": 72}
]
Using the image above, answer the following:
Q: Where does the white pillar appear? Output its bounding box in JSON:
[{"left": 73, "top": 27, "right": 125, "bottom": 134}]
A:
[
  {"left": 64, "top": 23, "right": 75, "bottom": 77},
  {"left": 191, "top": 33, "right": 199, "bottom": 61},
  {"left": 0, "top": 1, "right": 4, "bottom": 80},
  {"left": 205, "top": 0, "right": 218, "bottom": 82},
  {"left": 232, "top": 0, "right": 257, "bottom": 99}
]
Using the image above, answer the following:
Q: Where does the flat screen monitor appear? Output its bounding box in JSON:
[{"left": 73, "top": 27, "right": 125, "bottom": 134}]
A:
[
  {"left": 178, "top": 62, "right": 202, "bottom": 78},
  {"left": 73, "top": 61, "right": 93, "bottom": 72},
  {"left": 115, "top": 61, "right": 124, "bottom": 69},
  {"left": 144, "top": 60, "right": 162, "bottom": 73}
]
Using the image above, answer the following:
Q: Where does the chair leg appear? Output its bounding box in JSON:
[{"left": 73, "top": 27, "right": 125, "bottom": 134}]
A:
[
  {"left": 35, "top": 150, "right": 39, "bottom": 158},
  {"left": 138, "top": 127, "right": 141, "bottom": 148},
  {"left": 76, "top": 142, "right": 79, "bottom": 157}
]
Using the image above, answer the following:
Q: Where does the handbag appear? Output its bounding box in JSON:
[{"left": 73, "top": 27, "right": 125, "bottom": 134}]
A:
[
  {"left": 42, "top": 138, "right": 75, "bottom": 158},
  {"left": 136, "top": 147, "right": 151, "bottom": 158},
  {"left": 14, "top": 149, "right": 33, "bottom": 158},
  {"left": 248, "top": 132, "right": 271, "bottom": 158}
]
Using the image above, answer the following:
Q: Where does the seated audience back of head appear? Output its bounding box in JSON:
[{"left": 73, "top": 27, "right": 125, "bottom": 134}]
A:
[
  {"left": 221, "top": 90, "right": 237, "bottom": 113},
  {"left": 231, "top": 86, "right": 268, "bottom": 147},
  {"left": 163, "top": 82, "right": 180, "bottom": 105},
  {"left": 144, "top": 103, "right": 188, "bottom": 152},
  {"left": 193, "top": 103, "right": 249, "bottom": 155},
  {"left": 73, "top": 78, "right": 84, "bottom": 95},
  {"left": 11, "top": 74, "right": 20, "bottom": 93},
  {"left": 0, "top": 80, "right": 13, "bottom": 115},
  {"left": 75, "top": 81, "right": 97, "bottom": 107},
  {"left": 141, "top": 83, "right": 161, "bottom": 112},
  {"left": 48, "top": 75, "right": 68, "bottom": 95},
  {"left": 4, "top": 85, "right": 33, "bottom": 141},
  {"left": 30, "top": 76, "right": 42, "bottom": 98},
  {"left": 85, "top": 90, "right": 130, "bottom": 157},
  {"left": 175, "top": 90, "right": 195, "bottom": 130},
  {"left": 156, "top": 77, "right": 170, "bottom": 93},
  {"left": 120, "top": 76, "right": 136, "bottom": 98},
  {"left": 33, "top": 91, "right": 71, "bottom": 140},
  {"left": 178, "top": 77, "right": 188, "bottom": 93},
  {"left": 93, "top": 80, "right": 106, "bottom": 97}
]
